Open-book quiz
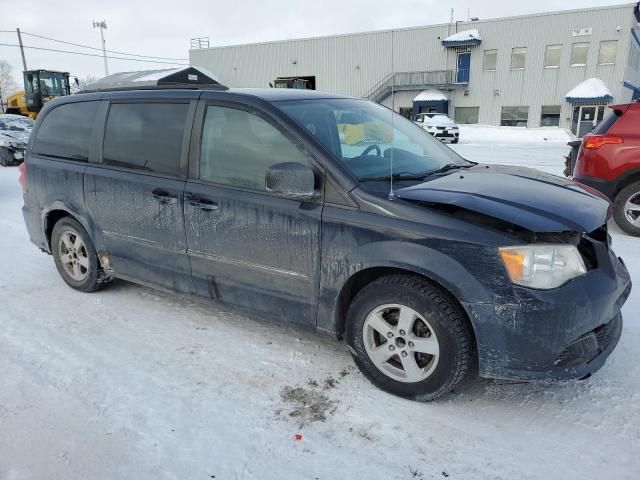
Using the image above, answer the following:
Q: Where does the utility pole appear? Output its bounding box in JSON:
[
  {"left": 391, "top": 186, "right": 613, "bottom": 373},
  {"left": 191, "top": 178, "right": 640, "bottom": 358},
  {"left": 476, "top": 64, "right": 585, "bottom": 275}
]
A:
[
  {"left": 93, "top": 20, "right": 109, "bottom": 76},
  {"left": 16, "top": 28, "right": 27, "bottom": 70}
]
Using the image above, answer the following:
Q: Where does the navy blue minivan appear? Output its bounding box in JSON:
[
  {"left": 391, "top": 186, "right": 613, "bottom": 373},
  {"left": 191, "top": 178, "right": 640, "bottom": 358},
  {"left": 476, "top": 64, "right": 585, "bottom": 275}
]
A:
[{"left": 20, "top": 69, "right": 631, "bottom": 400}]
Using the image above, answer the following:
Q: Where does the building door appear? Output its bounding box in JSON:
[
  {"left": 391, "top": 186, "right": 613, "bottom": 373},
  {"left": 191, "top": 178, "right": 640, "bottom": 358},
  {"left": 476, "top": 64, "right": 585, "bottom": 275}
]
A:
[
  {"left": 572, "top": 105, "right": 606, "bottom": 137},
  {"left": 456, "top": 52, "right": 471, "bottom": 83}
]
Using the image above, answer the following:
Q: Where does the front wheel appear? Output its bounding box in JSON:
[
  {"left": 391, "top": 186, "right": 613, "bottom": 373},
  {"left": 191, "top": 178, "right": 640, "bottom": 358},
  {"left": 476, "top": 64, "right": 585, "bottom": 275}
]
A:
[
  {"left": 346, "top": 275, "right": 474, "bottom": 401},
  {"left": 613, "top": 181, "right": 640, "bottom": 236}
]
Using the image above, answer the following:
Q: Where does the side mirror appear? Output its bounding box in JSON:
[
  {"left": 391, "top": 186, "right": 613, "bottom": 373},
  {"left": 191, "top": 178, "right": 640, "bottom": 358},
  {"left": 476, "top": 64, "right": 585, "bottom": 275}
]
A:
[{"left": 266, "top": 162, "right": 315, "bottom": 199}]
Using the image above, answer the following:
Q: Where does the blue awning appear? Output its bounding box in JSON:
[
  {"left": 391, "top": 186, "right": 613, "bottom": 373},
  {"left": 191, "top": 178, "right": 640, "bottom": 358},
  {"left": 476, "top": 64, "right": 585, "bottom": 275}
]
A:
[
  {"left": 441, "top": 29, "right": 481, "bottom": 47},
  {"left": 565, "top": 78, "right": 613, "bottom": 104}
]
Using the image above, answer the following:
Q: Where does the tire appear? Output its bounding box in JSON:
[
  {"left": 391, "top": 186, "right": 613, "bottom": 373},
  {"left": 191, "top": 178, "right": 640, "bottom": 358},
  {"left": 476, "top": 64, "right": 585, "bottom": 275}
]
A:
[
  {"left": 0, "top": 148, "right": 11, "bottom": 167},
  {"left": 51, "top": 217, "right": 112, "bottom": 292},
  {"left": 451, "top": 138, "right": 459, "bottom": 144},
  {"left": 346, "top": 275, "right": 474, "bottom": 401},
  {"left": 613, "top": 181, "right": 640, "bottom": 237}
]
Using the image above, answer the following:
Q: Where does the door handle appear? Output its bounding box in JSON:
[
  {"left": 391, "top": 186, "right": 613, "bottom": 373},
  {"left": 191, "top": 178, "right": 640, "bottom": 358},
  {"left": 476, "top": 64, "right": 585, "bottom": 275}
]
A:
[
  {"left": 151, "top": 189, "right": 178, "bottom": 205},
  {"left": 186, "top": 195, "right": 219, "bottom": 211}
]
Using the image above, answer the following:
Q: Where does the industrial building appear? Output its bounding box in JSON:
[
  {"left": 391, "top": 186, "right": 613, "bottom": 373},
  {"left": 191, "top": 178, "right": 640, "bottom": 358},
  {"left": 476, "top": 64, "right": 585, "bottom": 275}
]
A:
[{"left": 190, "top": 3, "right": 640, "bottom": 136}]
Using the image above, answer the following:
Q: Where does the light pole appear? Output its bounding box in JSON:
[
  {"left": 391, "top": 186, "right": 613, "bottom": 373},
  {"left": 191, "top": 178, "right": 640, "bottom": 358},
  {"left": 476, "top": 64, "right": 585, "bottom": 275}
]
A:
[{"left": 93, "top": 20, "right": 109, "bottom": 76}]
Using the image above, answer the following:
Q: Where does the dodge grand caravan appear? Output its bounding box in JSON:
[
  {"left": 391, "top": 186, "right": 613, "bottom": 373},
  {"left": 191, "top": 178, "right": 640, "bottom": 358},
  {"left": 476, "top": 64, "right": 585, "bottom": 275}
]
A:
[{"left": 21, "top": 76, "right": 631, "bottom": 401}]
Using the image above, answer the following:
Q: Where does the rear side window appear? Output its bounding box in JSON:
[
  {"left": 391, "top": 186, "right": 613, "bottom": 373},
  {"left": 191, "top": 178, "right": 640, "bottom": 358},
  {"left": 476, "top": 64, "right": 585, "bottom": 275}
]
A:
[
  {"left": 33, "top": 102, "right": 99, "bottom": 161},
  {"left": 593, "top": 110, "right": 621, "bottom": 134},
  {"left": 103, "top": 103, "right": 189, "bottom": 177}
]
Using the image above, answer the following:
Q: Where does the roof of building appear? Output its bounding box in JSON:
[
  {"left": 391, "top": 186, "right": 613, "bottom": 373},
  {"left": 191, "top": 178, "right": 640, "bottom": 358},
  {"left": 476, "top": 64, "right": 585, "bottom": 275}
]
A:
[
  {"left": 189, "top": 4, "right": 633, "bottom": 52},
  {"left": 413, "top": 89, "right": 448, "bottom": 102},
  {"left": 441, "top": 29, "right": 482, "bottom": 47},
  {"left": 565, "top": 78, "right": 613, "bottom": 103}
]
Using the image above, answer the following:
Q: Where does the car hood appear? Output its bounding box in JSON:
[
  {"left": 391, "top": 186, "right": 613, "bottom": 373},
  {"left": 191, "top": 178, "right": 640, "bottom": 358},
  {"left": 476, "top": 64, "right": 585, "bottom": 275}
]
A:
[
  {"left": 0, "top": 130, "right": 30, "bottom": 144},
  {"left": 395, "top": 164, "right": 611, "bottom": 233}
]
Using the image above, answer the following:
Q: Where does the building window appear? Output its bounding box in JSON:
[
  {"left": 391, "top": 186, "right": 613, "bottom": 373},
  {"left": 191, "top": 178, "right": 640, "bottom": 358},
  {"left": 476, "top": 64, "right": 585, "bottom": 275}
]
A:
[
  {"left": 501, "top": 106, "right": 529, "bottom": 127},
  {"left": 540, "top": 105, "right": 561, "bottom": 127},
  {"left": 483, "top": 50, "right": 497, "bottom": 71},
  {"left": 511, "top": 47, "right": 527, "bottom": 70},
  {"left": 598, "top": 40, "right": 617, "bottom": 65},
  {"left": 454, "top": 107, "right": 479, "bottom": 124},
  {"left": 544, "top": 45, "right": 562, "bottom": 68},
  {"left": 570, "top": 43, "right": 589, "bottom": 66}
]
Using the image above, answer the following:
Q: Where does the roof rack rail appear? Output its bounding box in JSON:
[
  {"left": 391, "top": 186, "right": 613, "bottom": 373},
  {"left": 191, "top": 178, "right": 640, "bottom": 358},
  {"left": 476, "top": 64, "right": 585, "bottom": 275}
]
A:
[{"left": 81, "top": 66, "right": 227, "bottom": 93}]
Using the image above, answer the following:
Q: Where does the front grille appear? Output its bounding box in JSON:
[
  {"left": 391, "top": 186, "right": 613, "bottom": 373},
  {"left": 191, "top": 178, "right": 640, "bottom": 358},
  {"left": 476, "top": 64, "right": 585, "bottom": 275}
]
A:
[
  {"left": 594, "top": 317, "right": 617, "bottom": 347},
  {"left": 554, "top": 316, "right": 620, "bottom": 367}
]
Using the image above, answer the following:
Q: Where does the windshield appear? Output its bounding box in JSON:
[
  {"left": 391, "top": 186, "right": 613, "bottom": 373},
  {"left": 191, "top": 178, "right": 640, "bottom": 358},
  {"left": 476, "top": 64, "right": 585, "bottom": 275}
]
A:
[
  {"left": 277, "top": 98, "right": 468, "bottom": 181},
  {"left": 27, "top": 72, "right": 69, "bottom": 97},
  {"left": 0, "top": 116, "right": 33, "bottom": 132}
]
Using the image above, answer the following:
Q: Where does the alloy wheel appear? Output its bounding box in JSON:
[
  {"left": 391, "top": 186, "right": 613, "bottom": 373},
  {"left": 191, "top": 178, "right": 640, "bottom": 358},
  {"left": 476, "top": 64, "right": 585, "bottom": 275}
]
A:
[
  {"left": 623, "top": 191, "right": 640, "bottom": 228},
  {"left": 362, "top": 303, "right": 440, "bottom": 383},
  {"left": 58, "top": 230, "right": 89, "bottom": 281}
]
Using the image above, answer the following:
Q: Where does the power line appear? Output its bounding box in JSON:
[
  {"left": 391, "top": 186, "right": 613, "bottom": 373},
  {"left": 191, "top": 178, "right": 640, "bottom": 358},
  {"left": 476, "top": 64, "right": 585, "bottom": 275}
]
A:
[
  {"left": 21, "top": 31, "right": 189, "bottom": 61},
  {"left": 0, "top": 43, "right": 189, "bottom": 65}
]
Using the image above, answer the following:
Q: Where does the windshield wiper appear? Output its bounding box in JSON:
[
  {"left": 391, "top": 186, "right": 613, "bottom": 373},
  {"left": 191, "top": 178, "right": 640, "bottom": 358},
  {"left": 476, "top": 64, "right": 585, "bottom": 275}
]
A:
[
  {"left": 422, "top": 163, "right": 467, "bottom": 177},
  {"left": 359, "top": 172, "right": 429, "bottom": 182}
]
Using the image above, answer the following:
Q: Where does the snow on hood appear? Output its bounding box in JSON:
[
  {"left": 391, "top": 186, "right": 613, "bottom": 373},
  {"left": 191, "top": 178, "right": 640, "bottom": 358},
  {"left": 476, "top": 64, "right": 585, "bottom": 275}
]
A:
[
  {"left": 442, "top": 29, "right": 481, "bottom": 43},
  {"left": 565, "top": 78, "right": 613, "bottom": 102},
  {"left": 414, "top": 89, "right": 448, "bottom": 102}
]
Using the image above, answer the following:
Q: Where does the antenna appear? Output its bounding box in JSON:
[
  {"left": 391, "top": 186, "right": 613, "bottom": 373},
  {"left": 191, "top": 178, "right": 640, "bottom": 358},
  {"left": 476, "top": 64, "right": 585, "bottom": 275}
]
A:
[{"left": 388, "top": 29, "right": 396, "bottom": 201}]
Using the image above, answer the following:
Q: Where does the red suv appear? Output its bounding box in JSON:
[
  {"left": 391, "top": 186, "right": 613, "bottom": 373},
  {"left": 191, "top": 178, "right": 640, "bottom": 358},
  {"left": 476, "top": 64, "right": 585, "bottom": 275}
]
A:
[{"left": 573, "top": 101, "right": 640, "bottom": 236}]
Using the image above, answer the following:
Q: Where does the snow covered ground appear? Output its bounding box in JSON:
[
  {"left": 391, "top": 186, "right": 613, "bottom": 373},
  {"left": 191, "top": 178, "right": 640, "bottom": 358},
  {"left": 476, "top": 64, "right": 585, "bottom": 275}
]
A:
[{"left": 0, "top": 130, "right": 638, "bottom": 480}]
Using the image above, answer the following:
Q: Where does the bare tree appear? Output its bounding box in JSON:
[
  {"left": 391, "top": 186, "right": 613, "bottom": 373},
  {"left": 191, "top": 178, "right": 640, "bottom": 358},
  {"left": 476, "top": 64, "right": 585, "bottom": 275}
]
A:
[
  {"left": 0, "top": 60, "right": 19, "bottom": 112},
  {"left": 70, "top": 75, "right": 98, "bottom": 94}
]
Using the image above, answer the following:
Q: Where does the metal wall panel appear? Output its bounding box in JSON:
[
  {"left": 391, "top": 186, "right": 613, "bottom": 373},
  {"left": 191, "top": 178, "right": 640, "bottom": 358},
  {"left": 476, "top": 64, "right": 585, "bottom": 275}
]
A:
[{"left": 190, "top": 4, "right": 637, "bottom": 128}]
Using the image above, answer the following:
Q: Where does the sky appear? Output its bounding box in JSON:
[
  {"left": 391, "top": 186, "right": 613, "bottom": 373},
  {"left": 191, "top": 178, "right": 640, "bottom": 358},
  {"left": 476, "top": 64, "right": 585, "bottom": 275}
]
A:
[{"left": 0, "top": 0, "right": 632, "bottom": 89}]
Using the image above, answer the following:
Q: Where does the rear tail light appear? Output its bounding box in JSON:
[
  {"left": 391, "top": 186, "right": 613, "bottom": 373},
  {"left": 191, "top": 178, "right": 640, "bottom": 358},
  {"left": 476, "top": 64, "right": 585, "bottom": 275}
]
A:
[
  {"left": 582, "top": 134, "right": 623, "bottom": 150},
  {"left": 18, "top": 162, "right": 27, "bottom": 197}
]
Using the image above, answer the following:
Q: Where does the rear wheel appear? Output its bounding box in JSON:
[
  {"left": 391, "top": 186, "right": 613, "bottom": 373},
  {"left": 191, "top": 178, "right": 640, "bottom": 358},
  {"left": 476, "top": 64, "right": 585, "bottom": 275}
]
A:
[
  {"left": 51, "top": 217, "right": 112, "bottom": 292},
  {"left": 346, "top": 275, "right": 474, "bottom": 401},
  {"left": 613, "top": 181, "right": 640, "bottom": 236}
]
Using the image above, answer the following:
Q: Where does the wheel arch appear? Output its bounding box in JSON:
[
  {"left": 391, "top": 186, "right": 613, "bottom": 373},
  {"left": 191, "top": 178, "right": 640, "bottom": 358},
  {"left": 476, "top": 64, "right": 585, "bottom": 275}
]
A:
[
  {"left": 42, "top": 203, "right": 95, "bottom": 253},
  {"left": 329, "top": 242, "right": 491, "bottom": 351},
  {"left": 614, "top": 168, "right": 640, "bottom": 198}
]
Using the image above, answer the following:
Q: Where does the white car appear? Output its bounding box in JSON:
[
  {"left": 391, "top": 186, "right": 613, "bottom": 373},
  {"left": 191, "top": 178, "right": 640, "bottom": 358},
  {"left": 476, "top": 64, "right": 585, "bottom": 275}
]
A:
[
  {"left": 0, "top": 114, "right": 33, "bottom": 166},
  {"left": 414, "top": 113, "right": 459, "bottom": 144}
]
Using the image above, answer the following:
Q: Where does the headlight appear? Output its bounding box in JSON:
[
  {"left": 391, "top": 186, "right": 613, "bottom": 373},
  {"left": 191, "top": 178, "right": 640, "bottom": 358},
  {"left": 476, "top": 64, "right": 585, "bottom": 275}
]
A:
[
  {"left": 0, "top": 138, "right": 9, "bottom": 147},
  {"left": 499, "top": 245, "right": 587, "bottom": 289}
]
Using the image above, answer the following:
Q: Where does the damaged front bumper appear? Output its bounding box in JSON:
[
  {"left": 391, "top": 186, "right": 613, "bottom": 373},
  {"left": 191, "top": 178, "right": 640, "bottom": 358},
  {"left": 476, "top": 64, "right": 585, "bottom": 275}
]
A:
[{"left": 464, "top": 242, "right": 631, "bottom": 381}]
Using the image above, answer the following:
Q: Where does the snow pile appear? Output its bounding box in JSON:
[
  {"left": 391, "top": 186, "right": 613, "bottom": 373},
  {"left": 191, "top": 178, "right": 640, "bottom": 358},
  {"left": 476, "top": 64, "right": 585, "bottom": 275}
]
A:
[
  {"left": 442, "top": 29, "right": 481, "bottom": 43},
  {"left": 413, "top": 89, "right": 448, "bottom": 102},
  {"left": 134, "top": 68, "right": 183, "bottom": 82},
  {"left": 565, "top": 78, "right": 613, "bottom": 101},
  {"left": 458, "top": 124, "right": 575, "bottom": 144}
]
